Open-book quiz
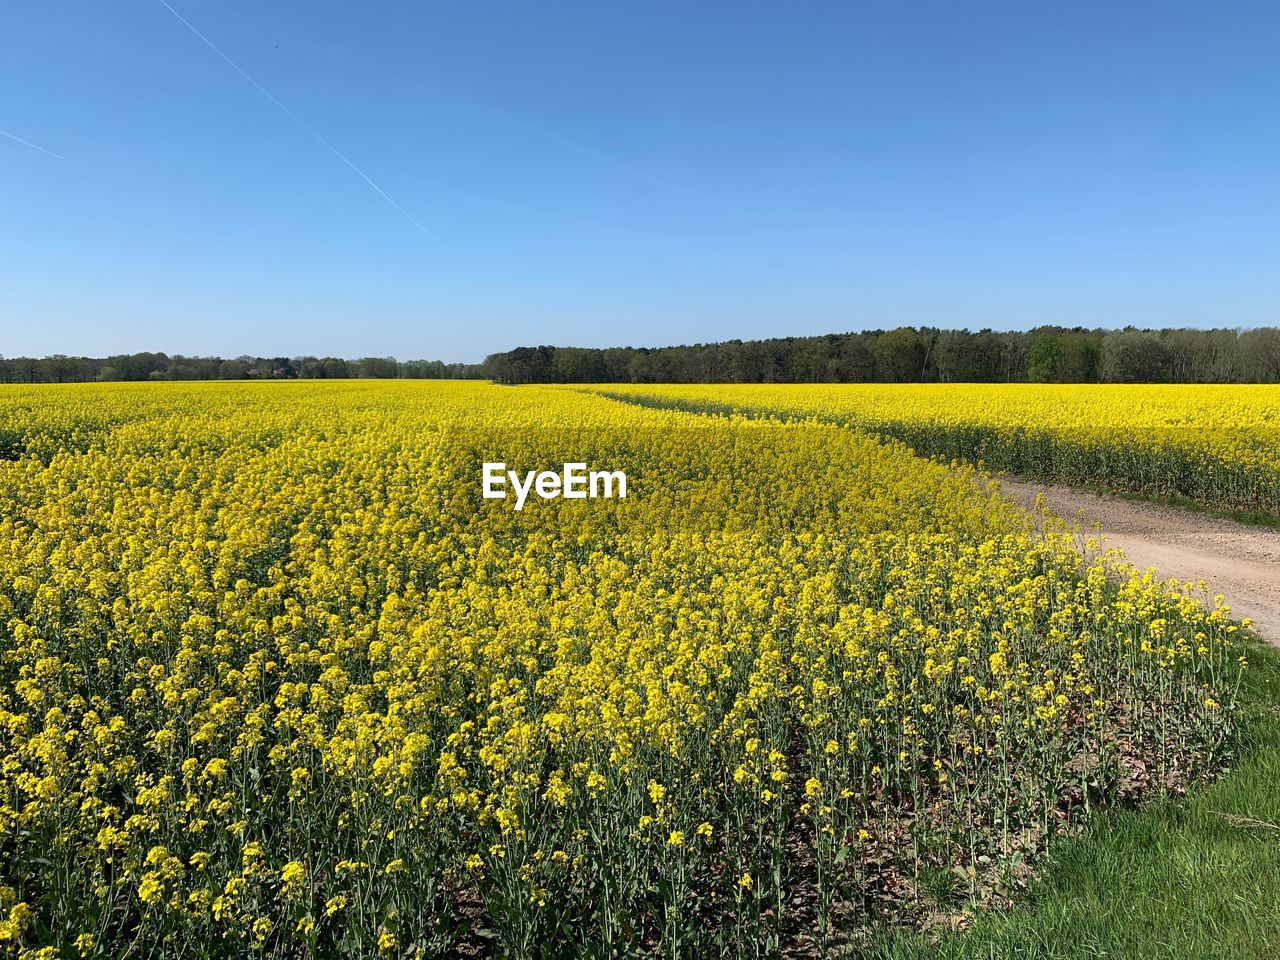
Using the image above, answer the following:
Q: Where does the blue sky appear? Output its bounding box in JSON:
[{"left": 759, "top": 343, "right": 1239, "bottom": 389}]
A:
[{"left": 2, "top": 1, "right": 1277, "bottom": 362}]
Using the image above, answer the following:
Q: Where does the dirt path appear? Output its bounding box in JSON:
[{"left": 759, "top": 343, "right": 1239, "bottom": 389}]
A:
[{"left": 999, "top": 480, "right": 1280, "bottom": 647}]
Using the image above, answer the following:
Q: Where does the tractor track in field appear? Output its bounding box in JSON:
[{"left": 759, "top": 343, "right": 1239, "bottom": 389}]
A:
[{"left": 1000, "top": 480, "right": 1280, "bottom": 647}]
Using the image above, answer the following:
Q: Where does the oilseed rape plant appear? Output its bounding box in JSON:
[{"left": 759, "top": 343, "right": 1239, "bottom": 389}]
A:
[
  {"left": 0, "top": 381, "right": 1245, "bottom": 958},
  {"left": 585, "top": 383, "right": 1280, "bottom": 520}
]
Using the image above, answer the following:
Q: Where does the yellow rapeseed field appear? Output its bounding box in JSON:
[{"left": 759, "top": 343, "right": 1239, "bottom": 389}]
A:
[
  {"left": 581, "top": 383, "right": 1280, "bottom": 518},
  {"left": 0, "top": 381, "right": 1247, "bottom": 958}
]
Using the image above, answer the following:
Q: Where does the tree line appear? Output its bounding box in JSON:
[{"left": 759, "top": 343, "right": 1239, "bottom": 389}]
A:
[
  {"left": 484, "top": 326, "right": 1280, "bottom": 384},
  {"left": 7, "top": 326, "right": 1280, "bottom": 385},
  {"left": 0, "top": 353, "right": 483, "bottom": 384}
]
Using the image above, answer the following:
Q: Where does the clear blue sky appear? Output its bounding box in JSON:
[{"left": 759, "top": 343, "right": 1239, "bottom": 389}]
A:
[{"left": 2, "top": 2, "right": 1277, "bottom": 362}]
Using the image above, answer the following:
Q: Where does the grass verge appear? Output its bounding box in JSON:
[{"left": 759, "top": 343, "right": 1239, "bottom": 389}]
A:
[{"left": 863, "top": 634, "right": 1280, "bottom": 960}]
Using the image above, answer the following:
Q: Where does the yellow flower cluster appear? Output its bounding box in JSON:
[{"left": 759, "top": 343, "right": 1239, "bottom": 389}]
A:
[
  {"left": 582, "top": 383, "right": 1280, "bottom": 517},
  {"left": 0, "top": 381, "right": 1243, "bottom": 957}
]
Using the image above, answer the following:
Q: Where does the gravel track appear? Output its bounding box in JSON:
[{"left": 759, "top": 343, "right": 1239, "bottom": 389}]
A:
[{"left": 1000, "top": 480, "right": 1280, "bottom": 647}]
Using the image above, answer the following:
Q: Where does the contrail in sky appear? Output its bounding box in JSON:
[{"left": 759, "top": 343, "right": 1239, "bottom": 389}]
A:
[
  {"left": 0, "top": 129, "right": 63, "bottom": 160},
  {"left": 155, "top": 0, "right": 436, "bottom": 240}
]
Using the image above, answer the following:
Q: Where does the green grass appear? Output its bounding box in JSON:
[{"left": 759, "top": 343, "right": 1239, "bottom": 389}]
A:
[{"left": 863, "top": 636, "right": 1280, "bottom": 960}]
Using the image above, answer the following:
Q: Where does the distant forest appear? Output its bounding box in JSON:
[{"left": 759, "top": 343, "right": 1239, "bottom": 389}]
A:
[
  {"left": 0, "top": 353, "right": 482, "bottom": 384},
  {"left": 5, "top": 326, "right": 1280, "bottom": 384},
  {"left": 484, "top": 326, "right": 1280, "bottom": 384}
]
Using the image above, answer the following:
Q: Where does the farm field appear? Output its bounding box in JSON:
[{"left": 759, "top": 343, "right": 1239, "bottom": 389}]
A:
[
  {"left": 0, "top": 381, "right": 1264, "bottom": 958},
  {"left": 582, "top": 384, "right": 1280, "bottom": 524}
]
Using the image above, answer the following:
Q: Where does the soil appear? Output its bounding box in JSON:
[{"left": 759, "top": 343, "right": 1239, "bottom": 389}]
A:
[{"left": 999, "top": 480, "right": 1280, "bottom": 648}]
